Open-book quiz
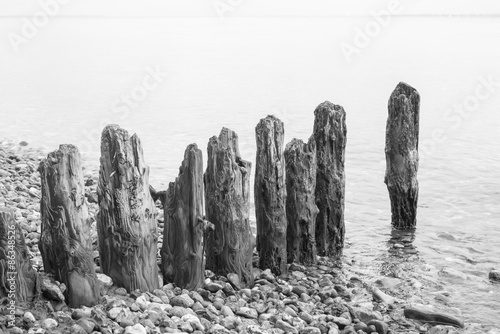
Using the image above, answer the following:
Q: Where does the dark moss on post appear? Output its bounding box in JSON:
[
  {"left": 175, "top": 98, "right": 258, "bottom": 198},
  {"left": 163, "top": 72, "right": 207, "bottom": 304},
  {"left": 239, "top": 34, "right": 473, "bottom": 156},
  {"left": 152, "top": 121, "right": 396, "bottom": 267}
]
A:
[
  {"left": 161, "top": 144, "right": 205, "bottom": 290},
  {"left": 97, "top": 125, "right": 159, "bottom": 293},
  {"left": 39, "top": 145, "right": 100, "bottom": 307},
  {"left": 255, "top": 115, "right": 287, "bottom": 276},
  {"left": 385, "top": 82, "right": 420, "bottom": 229},
  {"left": 204, "top": 128, "right": 254, "bottom": 287},
  {"left": 313, "top": 101, "right": 347, "bottom": 258},
  {"left": 0, "top": 208, "right": 37, "bottom": 303},
  {"left": 284, "top": 137, "right": 319, "bottom": 265}
]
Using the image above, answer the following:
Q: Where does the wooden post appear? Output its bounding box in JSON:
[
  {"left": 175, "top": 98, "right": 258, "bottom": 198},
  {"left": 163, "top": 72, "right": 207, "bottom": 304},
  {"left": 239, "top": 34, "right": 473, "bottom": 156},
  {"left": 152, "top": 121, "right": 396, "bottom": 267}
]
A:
[
  {"left": 385, "top": 82, "right": 420, "bottom": 229},
  {"left": 38, "top": 145, "right": 100, "bottom": 307},
  {"left": 97, "top": 125, "right": 159, "bottom": 292},
  {"left": 0, "top": 208, "right": 37, "bottom": 303},
  {"left": 254, "top": 115, "right": 287, "bottom": 276},
  {"left": 161, "top": 144, "right": 205, "bottom": 290},
  {"left": 313, "top": 101, "right": 347, "bottom": 257},
  {"left": 284, "top": 137, "right": 319, "bottom": 265},
  {"left": 204, "top": 128, "right": 254, "bottom": 287}
]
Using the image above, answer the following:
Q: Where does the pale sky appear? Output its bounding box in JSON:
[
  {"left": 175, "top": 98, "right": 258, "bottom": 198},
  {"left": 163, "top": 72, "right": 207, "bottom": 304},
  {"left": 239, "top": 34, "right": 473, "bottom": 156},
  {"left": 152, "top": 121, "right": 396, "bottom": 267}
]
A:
[{"left": 1, "top": 0, "right": 500, "bottom": 17}]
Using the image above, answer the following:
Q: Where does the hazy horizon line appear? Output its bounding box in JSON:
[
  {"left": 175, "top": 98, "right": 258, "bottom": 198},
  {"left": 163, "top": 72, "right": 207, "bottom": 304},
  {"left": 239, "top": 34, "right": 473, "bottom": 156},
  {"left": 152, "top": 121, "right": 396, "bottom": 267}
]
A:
[{"left": 1, "top": 13, "right": 500, "bottom": 19}]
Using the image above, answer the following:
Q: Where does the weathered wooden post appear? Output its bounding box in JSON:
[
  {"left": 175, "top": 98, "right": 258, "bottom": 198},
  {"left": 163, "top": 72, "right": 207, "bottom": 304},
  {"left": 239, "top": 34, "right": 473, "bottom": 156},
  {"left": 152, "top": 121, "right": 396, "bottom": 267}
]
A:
[
  {"left": 0, "top": 208, "right": 37, "bottom": 303},
  {"left": 97, "top": 125, "right": 159, "bottom": 292},
  {"left": 255, "top": 115, "right": 287, "bottom": 276},
  {"left": 385, "top": 82, "right": 420, "bottom": 229},
  {"left": 38, "top": 145, "right": 100, "bottom": 307},
  {"left": 161, "top": 144, "right": 205, "bottom": 290},
  {"left": 284, "top": 137, "right": 319, "bottom": 265},
  {"left": 204, "top": 128, "right": 254, "bottom": 287},
  {"left": 313, "top": 101, "right": 347, "bottom": 257}
]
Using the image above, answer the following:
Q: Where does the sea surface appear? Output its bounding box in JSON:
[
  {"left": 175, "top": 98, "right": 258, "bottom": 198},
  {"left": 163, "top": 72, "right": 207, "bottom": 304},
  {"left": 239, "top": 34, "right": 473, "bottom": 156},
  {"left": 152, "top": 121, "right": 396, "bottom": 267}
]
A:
[{"left": 0, "top": 16, "right": 499, "bottom": 329}]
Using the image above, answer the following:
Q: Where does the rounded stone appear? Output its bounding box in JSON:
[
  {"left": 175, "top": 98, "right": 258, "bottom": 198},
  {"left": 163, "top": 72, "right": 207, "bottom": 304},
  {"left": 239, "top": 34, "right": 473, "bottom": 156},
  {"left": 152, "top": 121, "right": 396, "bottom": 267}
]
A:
[{"left": 41, "top": 318, "right": 58, "bottom": 330}]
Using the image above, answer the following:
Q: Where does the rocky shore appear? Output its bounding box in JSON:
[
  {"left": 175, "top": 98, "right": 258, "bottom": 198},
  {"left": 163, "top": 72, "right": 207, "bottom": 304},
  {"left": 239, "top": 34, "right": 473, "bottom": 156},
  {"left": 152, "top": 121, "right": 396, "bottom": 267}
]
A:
[{"left": 0, "top": 140, "right": 496, "bottom": 334}]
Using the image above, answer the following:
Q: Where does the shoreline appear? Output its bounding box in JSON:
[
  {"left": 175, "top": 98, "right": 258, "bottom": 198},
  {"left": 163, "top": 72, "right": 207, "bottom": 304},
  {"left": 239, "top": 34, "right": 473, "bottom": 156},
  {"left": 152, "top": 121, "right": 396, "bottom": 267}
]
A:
[{"left": 0, "top": 140, "right": 496, "bottom": 334}]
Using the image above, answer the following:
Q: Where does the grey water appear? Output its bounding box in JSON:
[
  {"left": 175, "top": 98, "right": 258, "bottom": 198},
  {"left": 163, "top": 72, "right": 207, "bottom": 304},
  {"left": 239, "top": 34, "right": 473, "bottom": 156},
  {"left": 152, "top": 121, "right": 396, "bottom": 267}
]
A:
[{"left": 0, "top": 16, "right": 499, "bottom": 328}]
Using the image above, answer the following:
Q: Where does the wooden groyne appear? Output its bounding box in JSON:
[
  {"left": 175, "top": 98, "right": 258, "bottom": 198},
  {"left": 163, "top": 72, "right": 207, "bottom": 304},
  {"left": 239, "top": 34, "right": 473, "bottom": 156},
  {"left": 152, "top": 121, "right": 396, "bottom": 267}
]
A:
[{"left": 4, "top": 87, "right": 425, "bottom": 298}]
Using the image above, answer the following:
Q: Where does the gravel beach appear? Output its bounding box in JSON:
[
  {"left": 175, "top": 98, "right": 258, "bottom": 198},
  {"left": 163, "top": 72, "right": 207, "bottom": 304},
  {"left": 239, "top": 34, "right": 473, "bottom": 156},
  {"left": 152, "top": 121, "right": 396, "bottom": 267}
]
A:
[{"left": 0, "top": 140, "right": 494, "bottom": 334}]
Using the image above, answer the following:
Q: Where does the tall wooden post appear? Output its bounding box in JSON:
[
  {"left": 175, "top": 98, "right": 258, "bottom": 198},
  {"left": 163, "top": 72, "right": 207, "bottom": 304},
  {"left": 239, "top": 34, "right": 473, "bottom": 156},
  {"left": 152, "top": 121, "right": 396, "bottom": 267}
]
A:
[
  {"left": 385, "top": 82, "right": 420, "bottom": 229},
  {"left": 313, "top": 101, "right": 347, "bottom": 257},
  {"left": 255, "top": 115, "right": 287, "bottom": 276},
  {"left": 39, "top": 145, "right": 100, "bottom": 307},
  {"left": 97, "top": 125, "right": 159, "bottom": 292},
  {"left": 0, "top": 209, "right": 37, "bottom": 303},
  {"left": 284, "top": 137, "right": 319, "bottom": 265},
  {"left": 161, "top": 144, "right": 205, "bottom": 290},
  {"left": 204, "top": 128, "right": 254, "bottom": 287}
]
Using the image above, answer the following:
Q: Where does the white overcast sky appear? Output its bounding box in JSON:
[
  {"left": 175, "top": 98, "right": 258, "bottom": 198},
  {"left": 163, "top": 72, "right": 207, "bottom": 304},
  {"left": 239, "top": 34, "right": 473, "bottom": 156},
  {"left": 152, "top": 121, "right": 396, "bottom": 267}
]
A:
[{"left": 1, "top": 0, "right": 500, "bottom": 17}]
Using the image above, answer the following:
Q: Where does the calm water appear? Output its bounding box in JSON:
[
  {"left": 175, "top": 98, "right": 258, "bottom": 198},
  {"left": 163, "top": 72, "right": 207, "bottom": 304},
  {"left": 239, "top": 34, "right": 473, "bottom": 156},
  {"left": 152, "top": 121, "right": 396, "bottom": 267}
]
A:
[{"left": 1, "top": 16, "right": 499, "bottom": 328}]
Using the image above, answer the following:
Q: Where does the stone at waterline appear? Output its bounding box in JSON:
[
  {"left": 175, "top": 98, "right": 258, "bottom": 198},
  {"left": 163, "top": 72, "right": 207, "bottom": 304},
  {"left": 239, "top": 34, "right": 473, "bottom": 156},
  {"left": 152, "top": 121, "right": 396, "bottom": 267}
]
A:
[
  {"left": 284, "top": 137, "right": 319, "bottom": 265},
  {"left": 97, "top": 125, "right": 159, "bottom": 293},
  {"left": 489, "top": 270, "right": 500, "bottom": 282},
  {"left": 254, "top": 115, "right": 287, "bottom": 276},
  {"left": 39, "top": 144, "right": 100, "bottom": 307},
  {"left": 385, "top": 82, "right": 420, "bottom": 229},
  {"left": 0, "top": 208, "right": 37, "bottom": 303},
  {"left": 371, "top": 286, "right": 396, "bottom": 305},
  {"left": 313, "top": 101, "right": 347, "bottom": 257},
  {"left": 204, "top": 127, "right": 254, "bottom": 287},
  {"left": 161, "top": 144, "right": 205, "bottom": 290},
  {"left": 403, "top": 306, "right": 464, "bottom": 328}
]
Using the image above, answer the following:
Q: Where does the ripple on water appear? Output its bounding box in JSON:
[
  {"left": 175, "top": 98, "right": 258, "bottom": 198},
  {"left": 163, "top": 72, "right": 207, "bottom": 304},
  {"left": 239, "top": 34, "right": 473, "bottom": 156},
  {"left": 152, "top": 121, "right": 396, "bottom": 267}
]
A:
[{"left": 344, "top": 225, "right": 500, "bottom": 330}]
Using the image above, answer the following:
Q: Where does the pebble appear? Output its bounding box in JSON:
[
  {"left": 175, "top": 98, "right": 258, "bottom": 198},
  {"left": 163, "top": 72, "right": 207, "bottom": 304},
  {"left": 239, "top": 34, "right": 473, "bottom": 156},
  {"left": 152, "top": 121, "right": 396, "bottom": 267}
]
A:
[
  {"left": 247, "top": 325, "right": 268, "bottom": 334},
  {"left": 135, "top": 295, "right": 149, "bottom": 310},
  {"left": 227, "top": 273, "right": 242, "bottom": 290},
  {"left": 221, "top": 305, "right": 235, "bottom": 317},
  {"left": 284, "top": 306, "right": 298, "bottom": 317},
  {"left": 371, "top": 286, "right": 395, "bottom": 304},
  {"left": 170, "top": 306, "right": 194, "bottom": 318},
  {"left": 41, "top": 318, "right": 58, "bottom": 329},
  {"left": 292, "top": 285, "right": 308, "bottom": 296},
  {"left": 70, "top": 324, "right": 88, "bottom": 334},
  {"left": 23, "top": 311, "right": 36, "bottom": 325},
  {"left": 236, "top": 307, "right": 259, "bottom": 319},
  {"left": 208, "top": 324, "right": 231, "bottom": 333},
  {"left": 123, "top": 324, "right": 147, "bottom": 334},
  {"left": 299, "top": 327, "right": 321, "bottom": 334},
  {"left": 40, "top": 276, "right": 65, "bottom": 302},
  {"left": 7, "top": 327, "right": 23, "bottom": 334},
  {"left": 170, "top": 294, "right": 195, "bottom": 308},
  {"left": 204, "top": 279, "right": 223, "bottom": 293},
  {"left": 182, "top": 313, "right": 205, "bottom": 331},
  {"left": 367, "top": 320, "right": 389, "bottom": 334},
  {"left": 276, "top": 319, "right": 299, "bottom": 334},
  {"left": 260, "top": 269, "right": 276, "bottom": 282}
]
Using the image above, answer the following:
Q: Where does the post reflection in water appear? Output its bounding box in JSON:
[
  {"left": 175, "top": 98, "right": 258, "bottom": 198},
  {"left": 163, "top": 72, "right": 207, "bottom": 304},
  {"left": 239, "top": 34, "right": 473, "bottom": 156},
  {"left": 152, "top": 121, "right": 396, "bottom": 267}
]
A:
[
  {"left": 387, "top": 228, "right": 418, "bottom": 258},
  {"left": 378, "top": 228, "right": 420, "bottom": 278}
]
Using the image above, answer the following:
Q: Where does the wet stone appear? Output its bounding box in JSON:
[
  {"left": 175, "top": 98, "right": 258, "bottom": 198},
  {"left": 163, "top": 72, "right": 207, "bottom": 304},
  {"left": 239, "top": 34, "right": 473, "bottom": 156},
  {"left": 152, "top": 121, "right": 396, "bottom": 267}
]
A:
[{"left": 489, "top": 270, "right": 500, "bottom": 281}]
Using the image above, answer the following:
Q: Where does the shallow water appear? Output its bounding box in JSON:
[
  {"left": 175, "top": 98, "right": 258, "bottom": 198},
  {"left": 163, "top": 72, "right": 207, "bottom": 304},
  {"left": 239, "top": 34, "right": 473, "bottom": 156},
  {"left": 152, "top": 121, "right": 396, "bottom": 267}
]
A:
[{"left": 0, "top": 16, "right": 499, "bottom": 328}]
